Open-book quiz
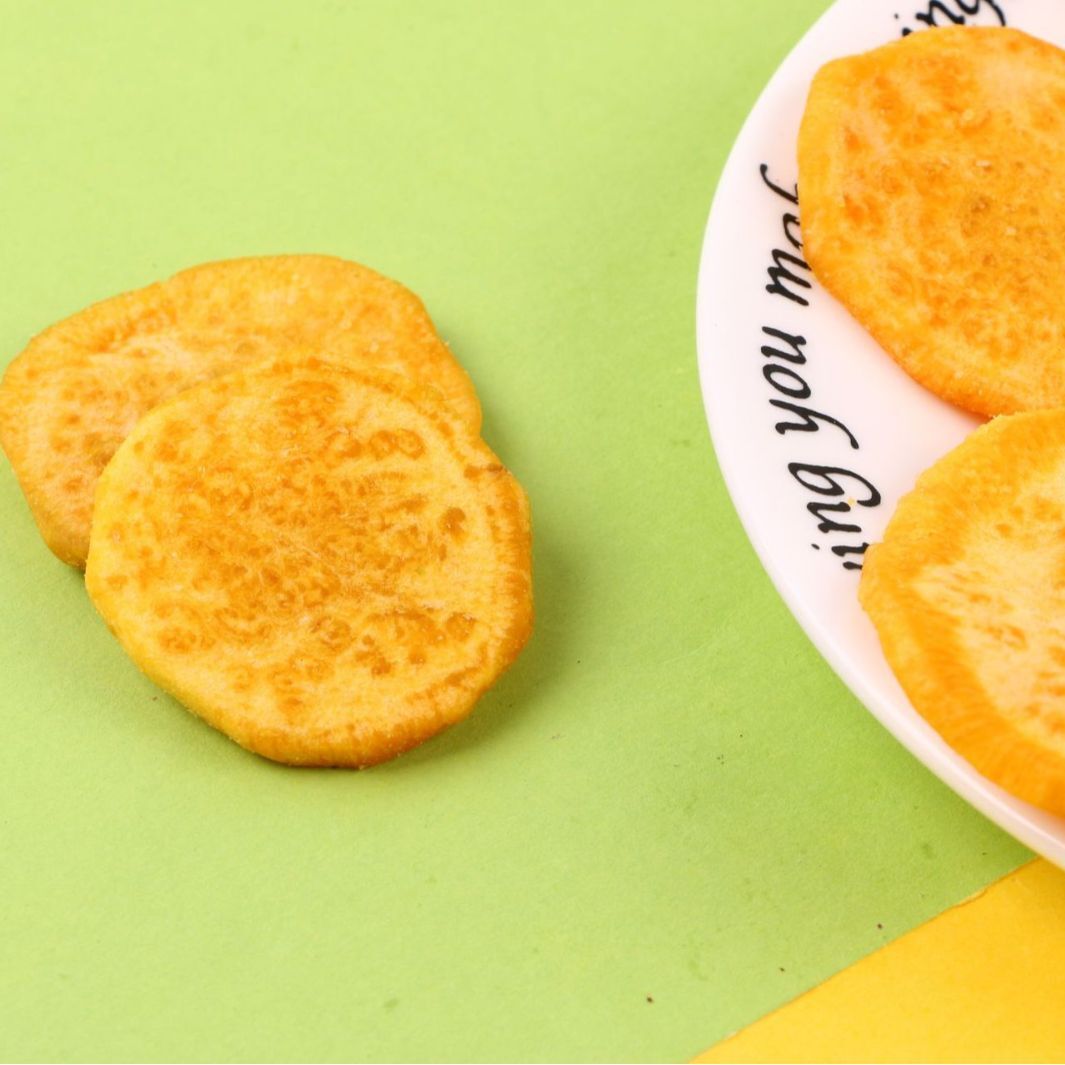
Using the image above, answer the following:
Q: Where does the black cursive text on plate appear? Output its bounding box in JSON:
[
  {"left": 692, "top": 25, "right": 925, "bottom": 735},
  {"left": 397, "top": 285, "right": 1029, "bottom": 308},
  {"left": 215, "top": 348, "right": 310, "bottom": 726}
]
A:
[
  {"left": 759, "top": 164, "right": 881, "bottom": 572},
  {"left": 894, "top": 0, "right": 1007, "bottom": 37}
]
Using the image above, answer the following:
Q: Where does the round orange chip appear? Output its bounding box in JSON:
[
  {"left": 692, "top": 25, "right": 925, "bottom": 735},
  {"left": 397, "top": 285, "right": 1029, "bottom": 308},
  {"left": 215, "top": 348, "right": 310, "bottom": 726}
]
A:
[
  {"left": 860, "top": 412, "right": 1065, "bottom": 815},
  {"left": 85, "top": 358, "right": 530, "bottom": 768},
  {"left": 0, "top": 255, "right": 479, "bottom": 567},
  {"left": 799, "top": 27, "right": 1065, "bottom": 416}
]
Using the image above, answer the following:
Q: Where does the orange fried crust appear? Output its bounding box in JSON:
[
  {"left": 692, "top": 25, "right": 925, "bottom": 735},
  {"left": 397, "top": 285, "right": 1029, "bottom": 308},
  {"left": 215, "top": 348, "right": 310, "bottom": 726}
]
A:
[
  {"left": 860, "top": 412, "right": 1065, "bottom": 815},
  {"left": 798, "top": 27, "right": 1065, "bottom": 416},
  {"left": 84, "top": 358, "right": 530, "bottom": 767},
  {"left": 0, "top": 255, "right": 480, "bottom": 567}
]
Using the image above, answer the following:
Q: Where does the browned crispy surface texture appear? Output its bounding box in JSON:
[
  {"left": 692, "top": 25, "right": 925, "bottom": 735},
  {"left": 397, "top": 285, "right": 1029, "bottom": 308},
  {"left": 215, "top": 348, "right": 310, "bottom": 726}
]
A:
[
  {"left": 85, "top": 358, "right": 530, "bottom": 767},
  {"left": 860, "top": 412, "right": 1065, "bottom": 815},
  {"left": 799, "top": 27, "right": 1065, "bottom": 416},
  {"left": 0, "top": 255, "right": 479, "bottom": 567}
]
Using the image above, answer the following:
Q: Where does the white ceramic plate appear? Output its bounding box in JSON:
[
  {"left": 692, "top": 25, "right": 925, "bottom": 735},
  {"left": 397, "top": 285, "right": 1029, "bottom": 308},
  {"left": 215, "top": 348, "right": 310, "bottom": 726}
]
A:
[{"left": 696, "top": 0, "right": 1065, "bottom": 865}]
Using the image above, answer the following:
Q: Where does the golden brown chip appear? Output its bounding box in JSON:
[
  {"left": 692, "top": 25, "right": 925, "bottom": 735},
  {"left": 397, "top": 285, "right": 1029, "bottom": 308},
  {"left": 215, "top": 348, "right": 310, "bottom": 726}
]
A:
[
  {"left": 85, "top": 357, "right": 531, "bottom": 767},
  {"left": 860, "top": 412, "right": 1065, "bottom": 815},
  {"left": 0, "top": 255, "right": 480, "bottom": 567},
  {"left": 798, "top": 27, "right": 1065, "bottom": 416}
]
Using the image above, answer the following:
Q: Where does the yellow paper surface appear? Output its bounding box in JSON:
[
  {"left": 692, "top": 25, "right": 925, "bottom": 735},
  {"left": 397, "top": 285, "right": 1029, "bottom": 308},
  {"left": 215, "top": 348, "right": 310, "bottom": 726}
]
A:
[{"left": 697, "top": 859, "right": 1065, "bottom": 1063}]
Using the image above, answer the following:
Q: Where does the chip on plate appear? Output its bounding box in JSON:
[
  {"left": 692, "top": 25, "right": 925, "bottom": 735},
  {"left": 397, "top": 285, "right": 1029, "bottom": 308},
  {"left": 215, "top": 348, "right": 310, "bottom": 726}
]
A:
[
  {"left": 0, "top": 255, "right": 479, "bottom": 567},
  {"left": 860, "top": 411, "right": 1065, "bottom": 815},
  {"left": 798, "top": 27, "right": 1065, "bottom": 416},
  {"left": 85, "top": 357, "right": 530, "bottom": 767}
]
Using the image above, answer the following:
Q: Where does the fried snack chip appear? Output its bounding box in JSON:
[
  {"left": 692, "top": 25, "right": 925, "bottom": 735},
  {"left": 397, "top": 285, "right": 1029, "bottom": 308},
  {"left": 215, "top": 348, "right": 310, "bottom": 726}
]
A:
[
  {"left": 0, "top": 255, "right": 480, "bottom": 567},
  {"left": 85, "top": 358, "right": 531, "bottom": 767},
  {"left": 860, "top": 412, "right": 1065, "bottom": 815},
  {"left": 798, "top": 27, "right": 1065, "bottom": 416}
]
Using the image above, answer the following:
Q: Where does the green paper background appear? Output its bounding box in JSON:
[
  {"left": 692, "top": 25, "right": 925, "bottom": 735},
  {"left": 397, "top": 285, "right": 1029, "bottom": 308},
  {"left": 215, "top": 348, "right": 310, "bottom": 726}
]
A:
[{"left": 0, "top": 2, "right": 1029, "bottom": 1061}]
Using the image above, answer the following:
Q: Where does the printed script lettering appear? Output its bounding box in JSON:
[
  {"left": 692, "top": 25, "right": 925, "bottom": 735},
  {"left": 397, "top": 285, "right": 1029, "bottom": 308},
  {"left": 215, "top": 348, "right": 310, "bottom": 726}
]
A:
[
  {"left": 894, "top": 0, "right": 1007, "bottom": 36},
  {"left": 759, "top": 164, "right": 879, "bottom": 571}
]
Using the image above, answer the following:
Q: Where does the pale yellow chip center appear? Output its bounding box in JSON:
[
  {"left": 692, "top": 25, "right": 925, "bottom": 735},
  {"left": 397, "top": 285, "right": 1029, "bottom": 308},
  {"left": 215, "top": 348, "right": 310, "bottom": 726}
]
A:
[{"left": 914, "top": 460, "right": 1065, "bottom": 748}]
